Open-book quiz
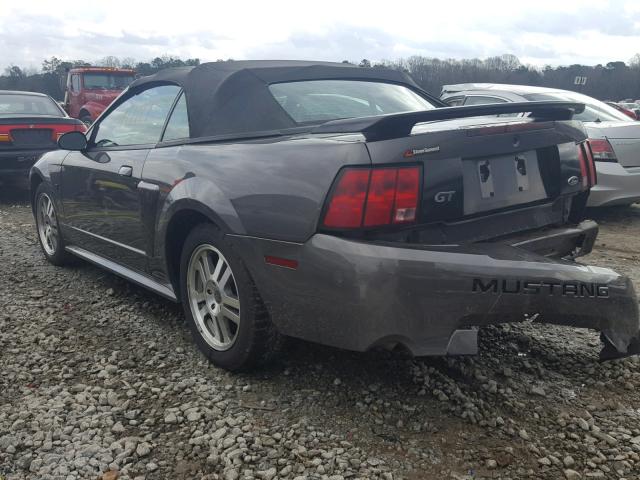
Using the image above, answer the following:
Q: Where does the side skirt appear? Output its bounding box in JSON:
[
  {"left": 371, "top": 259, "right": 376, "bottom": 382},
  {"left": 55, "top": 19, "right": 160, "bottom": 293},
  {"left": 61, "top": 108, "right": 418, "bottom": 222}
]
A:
[{"left": 65, "top": 245, "right": 178, "bottom": 302}]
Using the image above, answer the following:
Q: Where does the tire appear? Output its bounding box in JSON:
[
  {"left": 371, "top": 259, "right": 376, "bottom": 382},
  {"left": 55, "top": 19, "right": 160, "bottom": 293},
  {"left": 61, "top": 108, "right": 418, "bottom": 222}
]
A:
[
  {"left": 79, "top": 114, "right": 92, "bottom": 127},
  {"left": 179, "top": 223, "right": 281, "bottom": 371},
  {"left": 34, "top": 183, "right": 74, "bottom": 266}
]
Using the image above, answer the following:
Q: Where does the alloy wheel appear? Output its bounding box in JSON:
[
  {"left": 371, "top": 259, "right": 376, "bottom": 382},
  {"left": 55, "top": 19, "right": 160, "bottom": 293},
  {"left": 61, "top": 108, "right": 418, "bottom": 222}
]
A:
[
  {"left": 37, "top": 193, "right": 58, "bottom": 256},
  {"left": 187, "top": 244, "right": 241, "bottom": 351}
]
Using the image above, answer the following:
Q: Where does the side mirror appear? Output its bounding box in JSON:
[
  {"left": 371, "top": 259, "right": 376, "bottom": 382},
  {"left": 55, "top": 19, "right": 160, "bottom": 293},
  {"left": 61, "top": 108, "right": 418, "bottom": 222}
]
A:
[{"left": 58, "top": 131, "right": 87, "bottom": 151}]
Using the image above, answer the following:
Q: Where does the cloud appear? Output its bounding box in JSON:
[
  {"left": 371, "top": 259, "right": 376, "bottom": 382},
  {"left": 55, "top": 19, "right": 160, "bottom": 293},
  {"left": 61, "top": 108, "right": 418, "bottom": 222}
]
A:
[
  {"left": 251, "top": 28, "right": 400, "bottom": 63},
  {"left": 2, "top": 0, "right": 640, "bottom": 71},
  {"left": 510, "top": 7, "right": 639, "bottom": 37},
  {"left": 269, "top": 28, "right": 503, "bottom": 63}
]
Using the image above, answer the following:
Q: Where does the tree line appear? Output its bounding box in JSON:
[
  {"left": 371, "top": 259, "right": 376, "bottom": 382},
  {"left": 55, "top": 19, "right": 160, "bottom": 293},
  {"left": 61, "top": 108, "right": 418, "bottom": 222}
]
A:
[
  {"left": 0, "top": 56, "right": 202, "bottom": 100},
  {"left": 375, "top": 54, "right": 640, "bottom": 101},
  {"left": 3, "top": 54, "right": 640, "bottom": 102}
]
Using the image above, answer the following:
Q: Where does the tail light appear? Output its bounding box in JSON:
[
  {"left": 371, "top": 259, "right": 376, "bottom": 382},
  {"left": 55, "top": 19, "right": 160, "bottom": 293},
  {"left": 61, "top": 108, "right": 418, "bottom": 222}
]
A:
[
  {"left": 587, "top": 139, "right": 617, "bottom": 162},
  {"left": 323, "top": 165, "right": 421, "bottom": 229},
  {"left": 0, "top": 125, "right": 13, "bottom": 143},
  {"left": 578, "top": 142, "right": 597, "bottom": 189}
]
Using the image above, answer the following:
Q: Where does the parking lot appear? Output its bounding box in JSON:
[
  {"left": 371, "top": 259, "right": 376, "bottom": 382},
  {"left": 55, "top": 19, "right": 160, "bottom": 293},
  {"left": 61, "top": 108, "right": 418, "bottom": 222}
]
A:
[{"left": 1, "top": 186, "right": 640, "bottom": 480}]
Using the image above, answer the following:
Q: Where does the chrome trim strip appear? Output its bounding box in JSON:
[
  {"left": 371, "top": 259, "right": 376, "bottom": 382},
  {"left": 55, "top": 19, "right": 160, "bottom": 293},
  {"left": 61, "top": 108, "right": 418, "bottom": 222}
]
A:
[
  {"left": 65, "top": 224, "right": 146, "bottom": 256},
  {"left": 65, "top": 245, "right": 177, "bottom": 302}
]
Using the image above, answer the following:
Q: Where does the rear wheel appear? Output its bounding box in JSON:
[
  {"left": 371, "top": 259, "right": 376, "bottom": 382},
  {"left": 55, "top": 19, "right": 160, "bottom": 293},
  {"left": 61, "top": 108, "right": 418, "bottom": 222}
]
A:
[
  {"left": 179, "top": 223, "right": 281, "bottom": 371},
  {"left": 34, "top": 183, "right": 73, "bottom": 266}
]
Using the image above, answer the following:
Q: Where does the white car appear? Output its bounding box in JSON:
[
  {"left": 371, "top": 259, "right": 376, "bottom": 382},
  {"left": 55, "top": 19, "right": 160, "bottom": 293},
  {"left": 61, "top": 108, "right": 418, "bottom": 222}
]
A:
[{"left": 441, "top": 84, "right": 640, "bottom": 207}]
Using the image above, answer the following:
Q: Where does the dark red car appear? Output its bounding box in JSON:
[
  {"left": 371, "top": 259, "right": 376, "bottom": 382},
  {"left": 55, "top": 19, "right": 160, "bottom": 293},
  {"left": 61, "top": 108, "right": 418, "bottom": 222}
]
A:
[
  {"left": 605, "top": 101, "right": 638, "bottom": 120},
  {"left": 0, "top": 90, "right": 86, "bottom": 186}
]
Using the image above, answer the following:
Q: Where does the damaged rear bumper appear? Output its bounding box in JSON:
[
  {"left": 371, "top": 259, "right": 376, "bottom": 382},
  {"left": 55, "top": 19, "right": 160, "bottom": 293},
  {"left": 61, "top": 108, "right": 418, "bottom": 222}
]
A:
[{"left": 229, "top": 221, "right": 640, "bottom": 360}]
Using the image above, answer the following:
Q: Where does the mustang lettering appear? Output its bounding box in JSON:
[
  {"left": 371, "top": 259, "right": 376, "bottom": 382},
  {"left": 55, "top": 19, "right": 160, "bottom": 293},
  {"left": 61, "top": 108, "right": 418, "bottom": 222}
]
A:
[{"left": 472, "top": 278, "right": 610, "bottom": 298}]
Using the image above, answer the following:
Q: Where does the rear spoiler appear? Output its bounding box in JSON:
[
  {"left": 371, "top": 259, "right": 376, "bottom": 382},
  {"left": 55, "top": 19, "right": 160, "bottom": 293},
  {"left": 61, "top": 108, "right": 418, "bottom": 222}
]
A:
[{"left": 312, "top": 101, "right": 585, "bottom": 141}]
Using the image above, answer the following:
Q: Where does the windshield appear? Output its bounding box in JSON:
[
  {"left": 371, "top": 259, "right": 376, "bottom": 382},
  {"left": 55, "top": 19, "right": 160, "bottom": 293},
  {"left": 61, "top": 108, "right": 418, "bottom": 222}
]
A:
[
  {"left": 0, "top": 94, "right": 64, "bottom": 116},
  {"left": 269, "top": 80, "right": 435, "bottom": 124},
  {"left": 522, "top": 91, "right": 631, "bottom": 123},
  {"left": 83, "top": 73, "right": 135, "bottom": 90}
]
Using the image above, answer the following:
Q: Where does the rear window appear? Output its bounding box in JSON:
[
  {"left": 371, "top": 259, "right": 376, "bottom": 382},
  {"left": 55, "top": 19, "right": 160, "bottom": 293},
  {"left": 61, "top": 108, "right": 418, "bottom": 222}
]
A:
[
  {"left": 269, "top": 80, "right": 435, "bottom": 124},
  {"left": 523, "top": 91, "right": 630, "bottom": 123},
  {"left": 463, "top": 95, "right": 507, "bottom": 106},
  {"left": 444, "top": 96, "right": 465, "bottom": 106},
  {"left": 0, "top": 94, "right": 64, "bottom": 116}
]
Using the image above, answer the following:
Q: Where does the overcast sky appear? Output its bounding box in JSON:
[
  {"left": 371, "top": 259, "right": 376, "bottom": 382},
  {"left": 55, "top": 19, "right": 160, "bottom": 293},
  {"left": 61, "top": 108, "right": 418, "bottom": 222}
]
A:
[{"left": 2, "top": 0, "right": 640, "bottom": 71}]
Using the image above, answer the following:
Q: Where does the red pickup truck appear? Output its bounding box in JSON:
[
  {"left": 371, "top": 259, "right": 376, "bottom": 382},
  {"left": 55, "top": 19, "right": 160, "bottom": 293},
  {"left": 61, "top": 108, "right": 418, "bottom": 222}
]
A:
[{"left": 63, "top": 67, "right": 135, "bottom": 125}]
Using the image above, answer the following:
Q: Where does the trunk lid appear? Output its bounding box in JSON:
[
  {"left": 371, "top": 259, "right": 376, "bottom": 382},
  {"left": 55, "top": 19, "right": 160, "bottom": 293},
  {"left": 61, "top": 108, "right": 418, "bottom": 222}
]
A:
[
  {"left": 586, "top": 121, "right": 640, "bottom": 168},
  {"left": 365, "top": 117, "right": 586, "bottom": 225},
  {"left": 316, "top": 102, "right": 589, "bottom": 240}
]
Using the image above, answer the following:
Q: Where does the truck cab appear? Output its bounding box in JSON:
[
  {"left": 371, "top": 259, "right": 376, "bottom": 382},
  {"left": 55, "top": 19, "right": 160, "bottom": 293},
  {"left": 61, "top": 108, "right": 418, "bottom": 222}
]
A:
[{"left": 63, "top": 67, "right": 135, "bottom": 125}]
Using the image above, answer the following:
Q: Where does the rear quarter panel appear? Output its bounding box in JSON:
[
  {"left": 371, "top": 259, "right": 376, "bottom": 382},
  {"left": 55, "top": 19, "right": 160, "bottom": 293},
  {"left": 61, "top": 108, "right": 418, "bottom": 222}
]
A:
[
  {"left": 142, "top": 135, "right": 371, "bottom": 246},
  {"left": 586, "top": 122, "right": 640, "bottom": 168}
]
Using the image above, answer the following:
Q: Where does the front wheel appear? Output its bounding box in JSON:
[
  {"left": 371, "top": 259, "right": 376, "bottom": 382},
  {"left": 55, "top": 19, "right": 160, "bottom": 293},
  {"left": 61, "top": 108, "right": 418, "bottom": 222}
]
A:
[
  {"left": 179, "top": 223, "right": 281, "bottom": 371},
  {"left": 79, "top": 114, "right": 92, "bottom": 127},
  {"left": 34, "top": 183, "right": 73, "bottom": 266}
]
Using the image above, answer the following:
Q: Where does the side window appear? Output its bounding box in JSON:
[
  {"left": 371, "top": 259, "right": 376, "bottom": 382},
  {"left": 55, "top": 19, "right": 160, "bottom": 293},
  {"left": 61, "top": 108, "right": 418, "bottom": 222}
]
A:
[
  {"left": 93, "top": 85, "right": 180, "bottom": 147},
  {"left": 463, "top": 96, "right": 507, "bottom": 106},
  {"left": 162, "top": 92, "right": 190, "bottom": 141},
  {"left": 71, "top": 75, "right": 81, "bottom": 92},
  {"left": 444, "top": 96, "right": 464, "bottom": 106}
]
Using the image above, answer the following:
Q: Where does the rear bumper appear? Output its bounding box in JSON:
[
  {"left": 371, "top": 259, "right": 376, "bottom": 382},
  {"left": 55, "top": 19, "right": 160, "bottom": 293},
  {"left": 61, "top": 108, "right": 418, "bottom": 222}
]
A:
[
  {"left": 229, "top": 221, "right": 639, "bottom": 359},
  {"left": 588, "top": 162, "right": 640, "bottom": 207},
  {"left": 0, "top": 148, "right": 50, "bottom": 177}
]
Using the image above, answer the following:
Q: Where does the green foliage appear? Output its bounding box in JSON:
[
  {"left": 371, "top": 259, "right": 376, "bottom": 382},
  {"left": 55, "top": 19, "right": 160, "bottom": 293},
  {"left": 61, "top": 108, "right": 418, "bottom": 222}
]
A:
[
  {"left": 376, "top": 54, "right": 640, "bottom": 100},
  {"left": 3, "top": 54, "right": 640, "bottom": 102},
  {"left": 0, "top": 55, "right": 201, "bottom": 100}
]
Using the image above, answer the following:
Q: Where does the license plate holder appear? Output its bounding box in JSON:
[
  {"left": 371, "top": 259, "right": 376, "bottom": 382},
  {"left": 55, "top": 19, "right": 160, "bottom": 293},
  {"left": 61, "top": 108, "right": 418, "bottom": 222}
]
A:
[{"left": 463, "top": 150, "right": 547, "bottom": 215}]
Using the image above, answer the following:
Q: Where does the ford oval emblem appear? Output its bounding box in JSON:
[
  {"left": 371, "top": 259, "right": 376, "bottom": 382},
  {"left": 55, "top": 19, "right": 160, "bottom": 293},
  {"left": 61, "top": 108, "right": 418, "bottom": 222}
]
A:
[{"left": 568, "top": 176, "right": 580, "bottom": 186}]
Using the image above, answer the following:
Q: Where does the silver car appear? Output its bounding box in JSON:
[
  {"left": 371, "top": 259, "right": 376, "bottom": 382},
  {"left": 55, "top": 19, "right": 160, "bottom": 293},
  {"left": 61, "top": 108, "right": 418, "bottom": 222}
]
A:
[{"left": 441, "top": 84, "right": 640, "bottom": 207}]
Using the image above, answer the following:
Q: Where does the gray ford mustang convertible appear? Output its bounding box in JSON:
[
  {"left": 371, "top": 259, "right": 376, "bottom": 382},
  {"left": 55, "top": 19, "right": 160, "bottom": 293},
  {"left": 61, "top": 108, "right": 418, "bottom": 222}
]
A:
[{"left": 30, "top": 61, "right": 640, "bottom": 371}]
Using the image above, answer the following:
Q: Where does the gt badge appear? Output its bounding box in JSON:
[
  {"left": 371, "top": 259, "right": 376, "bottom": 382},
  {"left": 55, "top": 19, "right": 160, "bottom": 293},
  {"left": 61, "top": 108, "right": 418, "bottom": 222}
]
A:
[{"left": 434, "top": 191, "right": 456, "bottom": 203}]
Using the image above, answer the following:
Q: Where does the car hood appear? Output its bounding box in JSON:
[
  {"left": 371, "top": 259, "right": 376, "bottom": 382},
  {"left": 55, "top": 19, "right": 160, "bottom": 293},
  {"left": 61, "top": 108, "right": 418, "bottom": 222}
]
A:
[{"left": 585, "top": 121, "right": 640, "bottom": 167}]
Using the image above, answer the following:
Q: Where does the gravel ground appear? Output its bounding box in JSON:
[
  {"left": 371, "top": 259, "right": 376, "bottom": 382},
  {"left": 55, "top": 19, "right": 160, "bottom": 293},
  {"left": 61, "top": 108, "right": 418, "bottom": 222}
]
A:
[{"left": 1, "top": 186, "right": 640, "bottom": 480}]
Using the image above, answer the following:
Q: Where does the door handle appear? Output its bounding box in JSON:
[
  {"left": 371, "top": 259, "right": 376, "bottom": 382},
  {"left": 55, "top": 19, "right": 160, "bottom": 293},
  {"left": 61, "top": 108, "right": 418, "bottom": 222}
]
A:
[{"left": 118, "top": 165, "right": 133, "bottom": 177}]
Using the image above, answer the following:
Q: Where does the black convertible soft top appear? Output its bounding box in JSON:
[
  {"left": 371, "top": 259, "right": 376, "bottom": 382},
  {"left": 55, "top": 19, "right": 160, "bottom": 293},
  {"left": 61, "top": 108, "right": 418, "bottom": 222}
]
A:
[{"left": 128, "top": 60, "right": 427, "bottom": 139}]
